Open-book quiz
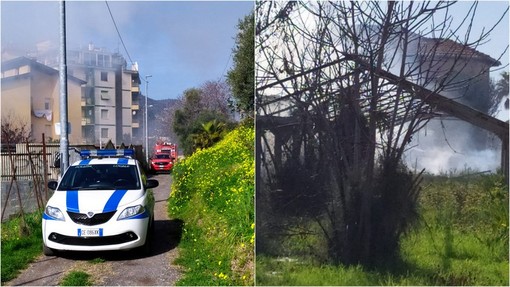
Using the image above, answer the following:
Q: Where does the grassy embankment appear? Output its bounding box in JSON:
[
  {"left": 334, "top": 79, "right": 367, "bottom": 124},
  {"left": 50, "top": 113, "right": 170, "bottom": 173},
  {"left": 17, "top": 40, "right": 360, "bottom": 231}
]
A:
[
  {"left": 169, "top": 122, "right": 255, "bottom": 286},
  {"left": 257, "top": 172, "right": 509, "bottom": 286}
]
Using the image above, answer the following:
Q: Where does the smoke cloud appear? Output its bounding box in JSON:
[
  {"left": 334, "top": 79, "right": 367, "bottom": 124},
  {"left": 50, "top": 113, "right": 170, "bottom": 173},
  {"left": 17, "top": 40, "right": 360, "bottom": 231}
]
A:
[{"left": 405, "top": 118, "right": 502, "bottom": 174}]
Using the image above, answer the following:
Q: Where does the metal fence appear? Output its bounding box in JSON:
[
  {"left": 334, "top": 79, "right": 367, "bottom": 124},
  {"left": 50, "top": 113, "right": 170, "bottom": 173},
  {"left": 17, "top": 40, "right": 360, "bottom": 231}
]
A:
[{"left": 1, "top": 144, "right": 59, "bottom": 182}]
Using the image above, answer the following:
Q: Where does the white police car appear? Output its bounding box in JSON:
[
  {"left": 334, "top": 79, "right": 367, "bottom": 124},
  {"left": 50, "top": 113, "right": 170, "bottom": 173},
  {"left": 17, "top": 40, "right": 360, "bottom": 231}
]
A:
[{"left": 42, "top": 149, "right": 158, "bottom": 256}]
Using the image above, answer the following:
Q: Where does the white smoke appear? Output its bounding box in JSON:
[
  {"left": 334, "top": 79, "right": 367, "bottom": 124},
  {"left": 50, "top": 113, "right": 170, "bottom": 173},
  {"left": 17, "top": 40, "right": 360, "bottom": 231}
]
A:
[{"left": 404, "top": 118, "right": 502, "bottom": 174}]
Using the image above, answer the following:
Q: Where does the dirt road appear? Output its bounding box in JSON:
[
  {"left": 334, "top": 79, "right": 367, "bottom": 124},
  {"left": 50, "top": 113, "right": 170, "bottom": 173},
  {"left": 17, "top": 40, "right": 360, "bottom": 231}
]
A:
[{"left": 6, "top": 173, "right": 182, "bottom": 286}]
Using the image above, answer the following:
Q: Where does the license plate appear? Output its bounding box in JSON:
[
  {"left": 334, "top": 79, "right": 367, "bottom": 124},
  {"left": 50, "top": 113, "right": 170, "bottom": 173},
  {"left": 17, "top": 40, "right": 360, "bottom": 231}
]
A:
[{"left": 78, "top": 228, "right": 103, "bottom": 237}]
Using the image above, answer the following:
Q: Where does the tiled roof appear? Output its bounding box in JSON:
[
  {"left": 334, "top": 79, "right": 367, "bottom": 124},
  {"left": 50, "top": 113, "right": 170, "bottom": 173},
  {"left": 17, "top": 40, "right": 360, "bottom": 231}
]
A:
[{"left": 419, "top": 37, "right": 501, "bottom": 66}]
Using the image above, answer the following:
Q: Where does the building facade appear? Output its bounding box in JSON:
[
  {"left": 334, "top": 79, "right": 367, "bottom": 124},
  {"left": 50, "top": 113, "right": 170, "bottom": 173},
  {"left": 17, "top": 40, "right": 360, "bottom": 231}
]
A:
[
  {"left": 1, "top": 44, "right": 142, "bottom": 147},
  {"left": 64, "top": 44, "right": 141, "bottom": 146},
  {"left": 1, "top": 57, "right": 85, "bottom": 143}
]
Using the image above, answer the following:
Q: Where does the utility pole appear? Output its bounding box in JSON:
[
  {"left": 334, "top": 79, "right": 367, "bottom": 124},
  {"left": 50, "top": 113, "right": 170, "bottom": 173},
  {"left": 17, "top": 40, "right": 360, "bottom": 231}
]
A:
[
  {"left": 59, "top": 0, "right": 69, "bottom": 177},
  {"left": 144, "top": 75, "right": 152, "bottom": 164}
]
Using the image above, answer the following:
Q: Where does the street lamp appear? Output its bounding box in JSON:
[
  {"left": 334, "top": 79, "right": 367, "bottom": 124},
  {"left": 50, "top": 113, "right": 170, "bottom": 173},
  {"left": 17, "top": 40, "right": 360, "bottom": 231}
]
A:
[{"left": 144, "top": 75, "right": 152, "bottom": 164}]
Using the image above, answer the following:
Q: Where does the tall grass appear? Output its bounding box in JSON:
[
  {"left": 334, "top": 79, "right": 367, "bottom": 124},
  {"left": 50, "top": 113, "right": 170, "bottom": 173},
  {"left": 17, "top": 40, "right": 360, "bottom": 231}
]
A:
[
  {"left": 1, "top": 211, "right": 43, "bottom": 283},
  {"left": 169, "top": 122, "right": 254, "bottom": 286},
  {"left": 256, "top": 172, "right": 509, "bottom": 286}
]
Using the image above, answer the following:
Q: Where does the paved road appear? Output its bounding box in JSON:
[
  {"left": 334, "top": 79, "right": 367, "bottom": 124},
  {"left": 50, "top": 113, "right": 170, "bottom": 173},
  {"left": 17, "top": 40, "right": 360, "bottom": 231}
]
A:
[{"left": 6, "top": 173, "right": 182, "bottom": 286}]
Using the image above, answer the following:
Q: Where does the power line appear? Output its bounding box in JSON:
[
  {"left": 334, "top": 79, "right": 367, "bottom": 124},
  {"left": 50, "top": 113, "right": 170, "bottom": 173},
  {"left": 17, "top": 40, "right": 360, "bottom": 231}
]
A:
[
  {"left": 105, "top": 0, "right": 134, "bottom": 65},
  {"left": 221, "top": 43, "right": 235, "bottom": 79}
]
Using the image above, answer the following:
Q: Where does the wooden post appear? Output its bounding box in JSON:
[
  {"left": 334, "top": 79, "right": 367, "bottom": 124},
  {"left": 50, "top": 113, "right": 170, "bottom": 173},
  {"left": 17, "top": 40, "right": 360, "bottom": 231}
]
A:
[{"left": 42, "top": 134, "right": 49, "bottom": 201}]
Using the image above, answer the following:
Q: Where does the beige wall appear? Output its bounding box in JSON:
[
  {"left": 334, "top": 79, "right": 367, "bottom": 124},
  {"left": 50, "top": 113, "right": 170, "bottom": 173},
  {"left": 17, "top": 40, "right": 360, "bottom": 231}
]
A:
[
  {"left": 1, "top": 60, "right": 84, "bottom": 144},
  {"left": 30, "top": 68, "right": 58, "bottom": 142},
  {"left": 1, "top": 76, "right": 32, "bottom": 131},
  {"left": 67, "top": 79, "right": 84, "bottom": 144},
  {"left": 95, "top": 70, "right": 115, "bottom": 88}
]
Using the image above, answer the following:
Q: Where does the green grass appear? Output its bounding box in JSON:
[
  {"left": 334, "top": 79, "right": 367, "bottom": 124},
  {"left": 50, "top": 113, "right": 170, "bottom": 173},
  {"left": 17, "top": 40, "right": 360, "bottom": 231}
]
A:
[
  {"left": 256, "top": 173, "right": 509, "bottom": 286},
  {"left": 169, "top": 122, "right": 254, "bottom": 286},
  {"left": 59, "top": 271, "right": 93, "bottom": 286},
  {"left": 399, "top": 225, "right": 508, "bottom": 285},
  {"left": 89, "top": 257, "right": 106, "bottom": 264},
  {"left": 1, "top": 211, "right": 44, "bottom": 284},
  {"left": 257, "top": 256, "right": 379, "bottom": 285}
]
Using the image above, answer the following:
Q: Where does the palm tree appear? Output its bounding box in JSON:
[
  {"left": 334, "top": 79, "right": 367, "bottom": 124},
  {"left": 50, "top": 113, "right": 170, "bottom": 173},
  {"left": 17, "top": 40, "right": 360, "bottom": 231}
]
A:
[{"left": 192, "top": 120, "right": 227, "bottom": 150}]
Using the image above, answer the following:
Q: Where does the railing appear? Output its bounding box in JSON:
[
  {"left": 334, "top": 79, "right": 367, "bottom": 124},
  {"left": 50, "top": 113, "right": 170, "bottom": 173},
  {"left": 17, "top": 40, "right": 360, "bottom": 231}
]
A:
[
  {"left": 1, "top": 143, "right": 146, "bottom": 182},
  {"left": 81, "top": 117, "right": 94, "bottom": 125},
  {"left": 0, "top": 144, "right": 60, "bottom": 182}
]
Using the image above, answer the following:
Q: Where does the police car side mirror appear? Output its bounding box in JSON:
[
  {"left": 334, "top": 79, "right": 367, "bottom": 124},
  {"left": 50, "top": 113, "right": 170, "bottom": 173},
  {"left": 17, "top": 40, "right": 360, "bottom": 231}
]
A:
[
  {"left": 146, "top": 179, "right": 159, "bottom": 189},
  {"left": 48, "top": 181, "right": 58, "bottom": 190}
]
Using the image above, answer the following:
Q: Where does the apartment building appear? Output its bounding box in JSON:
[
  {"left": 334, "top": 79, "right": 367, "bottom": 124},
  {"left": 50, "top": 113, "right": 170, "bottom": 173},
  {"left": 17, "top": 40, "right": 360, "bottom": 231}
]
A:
[
  {"left": 65, "top": 44, "right": 142, "bottom": 146},
  {"left": 1, "top": 57, "right": 85, "bottom": 143},
  {"left": 1, "top": 44, "right": 142, "bottom": 146}
]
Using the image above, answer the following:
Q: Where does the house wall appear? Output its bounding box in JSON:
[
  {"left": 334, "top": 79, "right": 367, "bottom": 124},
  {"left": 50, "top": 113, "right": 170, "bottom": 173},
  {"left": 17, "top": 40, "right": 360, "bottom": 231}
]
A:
[
  {"left": 0, "top": 75, "right": 32, "bottom": 130},
  {"left": 418, "top": 54, "right": 493, "bottom": 112},
  {"left": 67, "top": 79, "right": 84, "bottom": 144},
  {"left": 29, "top": 66, "right": 83, "bottom": 144},
  {"left": 1, "top": 59, "right": 84, "bottom": 144},
  {"left": 30, "top": 67, "right": 58, "bottom": 142}
]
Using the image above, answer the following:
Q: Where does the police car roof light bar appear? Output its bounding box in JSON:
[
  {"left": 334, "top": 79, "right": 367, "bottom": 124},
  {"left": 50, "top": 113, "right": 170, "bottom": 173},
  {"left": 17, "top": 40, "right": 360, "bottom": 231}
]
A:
[{"left": 80, "top": 149, "right": 135, "bottom": 159}]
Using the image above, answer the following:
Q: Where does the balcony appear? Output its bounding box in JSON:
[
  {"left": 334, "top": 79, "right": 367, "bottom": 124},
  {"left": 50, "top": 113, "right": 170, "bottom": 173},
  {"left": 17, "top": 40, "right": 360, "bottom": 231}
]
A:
[
  {"left": 131, "top": 86, "right": 140, "bottom": 93},
  {"left": 81, "top": 117, "right": 94, "bottom": 126},
  {"left": 81, "top": 97, "right": 95, "bottom": 106}
]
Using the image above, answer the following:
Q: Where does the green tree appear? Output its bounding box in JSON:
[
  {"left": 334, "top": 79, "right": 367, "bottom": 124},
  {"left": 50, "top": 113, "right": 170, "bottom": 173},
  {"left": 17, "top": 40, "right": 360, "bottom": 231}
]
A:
[
  {"left": 173, "top": 89, "right": 204, "bottom": 155},
  {"left": 227, "top": 12, "right": 254, "bottom": 118},
  {"left": 173, "top": 89, "right": 234, "bottom": 155}
]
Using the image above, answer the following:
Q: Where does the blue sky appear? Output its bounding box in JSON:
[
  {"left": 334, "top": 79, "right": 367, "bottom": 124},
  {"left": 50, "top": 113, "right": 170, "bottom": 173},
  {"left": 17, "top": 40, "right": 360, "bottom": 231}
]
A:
[
  {"left": 1, "top": 1, "right": 254, "bottom": 100},
  {"left": 440, "top": 1, "right": 509, "bottom": 77},
  {"left": 1, "top": 1, "right": 507, "bottom": 101}
]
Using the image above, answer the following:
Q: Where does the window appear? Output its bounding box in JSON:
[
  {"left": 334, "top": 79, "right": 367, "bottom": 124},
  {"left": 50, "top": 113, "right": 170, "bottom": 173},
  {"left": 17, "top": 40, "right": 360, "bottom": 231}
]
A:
[
  {"left": 98, "top": 55, "right": 104, "bottom": 67},
  {"left": 57, "top": 164, "right": 140, "bottom": 190},
  {"left": 84, "top": 53, "right": 94, "bottom": 66},
  {"left": 45, "top": 98, "right": 51, "bottom": 110},
  {"left": 101, "top": 71, "right": 108, "bottom": 81},
  {"left": 100, "top": 90, "right": 109, "bottom": 100},
  {"left": 101, "top": 109, "right": 109, "bottom": 120},
  {"left": 101, "top": 128, "right": 109, "bottom": 138}
]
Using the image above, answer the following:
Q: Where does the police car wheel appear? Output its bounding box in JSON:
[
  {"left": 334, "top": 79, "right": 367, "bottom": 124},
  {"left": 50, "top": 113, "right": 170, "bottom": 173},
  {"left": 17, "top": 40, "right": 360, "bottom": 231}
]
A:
[
  {"left": 136, "top": 217, "right": 154, "bottom": 257},
  {"left": 43, "top": 243, "right": 55, "bottom": 256},
  {"left": 137, "top": 232, "right": 152, "bottom": 256}
]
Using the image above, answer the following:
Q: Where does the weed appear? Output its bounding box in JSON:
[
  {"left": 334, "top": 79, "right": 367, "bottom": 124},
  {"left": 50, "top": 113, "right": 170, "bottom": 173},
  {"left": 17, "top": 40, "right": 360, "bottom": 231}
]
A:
[
  {"left": 59, "top": 271, "right": 93, "bottom": 286},
  {"left": 89, "top": 258, "right": 106, "bottom": 264}
]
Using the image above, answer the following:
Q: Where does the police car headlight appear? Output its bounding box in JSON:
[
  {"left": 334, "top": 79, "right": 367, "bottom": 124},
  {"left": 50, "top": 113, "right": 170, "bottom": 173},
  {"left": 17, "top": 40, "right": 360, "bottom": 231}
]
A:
[
  {"left": 118, "top": 205, "right": 145, "bottom": 220},
  {"left": 45, "top": 206, "right": 65, "bottom": 221}
]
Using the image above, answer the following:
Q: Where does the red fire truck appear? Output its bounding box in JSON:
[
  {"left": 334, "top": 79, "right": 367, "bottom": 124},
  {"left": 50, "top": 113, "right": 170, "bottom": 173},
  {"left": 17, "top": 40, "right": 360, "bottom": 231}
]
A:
[
  {"left": 149, "top": 141, "right": 178, "bottom": 173},
  {"left": 153, "top": 141, "right": 177, "bottom": 159}
]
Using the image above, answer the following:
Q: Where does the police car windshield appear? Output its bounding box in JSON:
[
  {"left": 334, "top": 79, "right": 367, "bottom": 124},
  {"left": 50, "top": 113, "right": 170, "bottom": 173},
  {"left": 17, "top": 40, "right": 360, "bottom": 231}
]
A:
[{"left": 58, "top": 164, "right": 140, "bottom": 190}]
